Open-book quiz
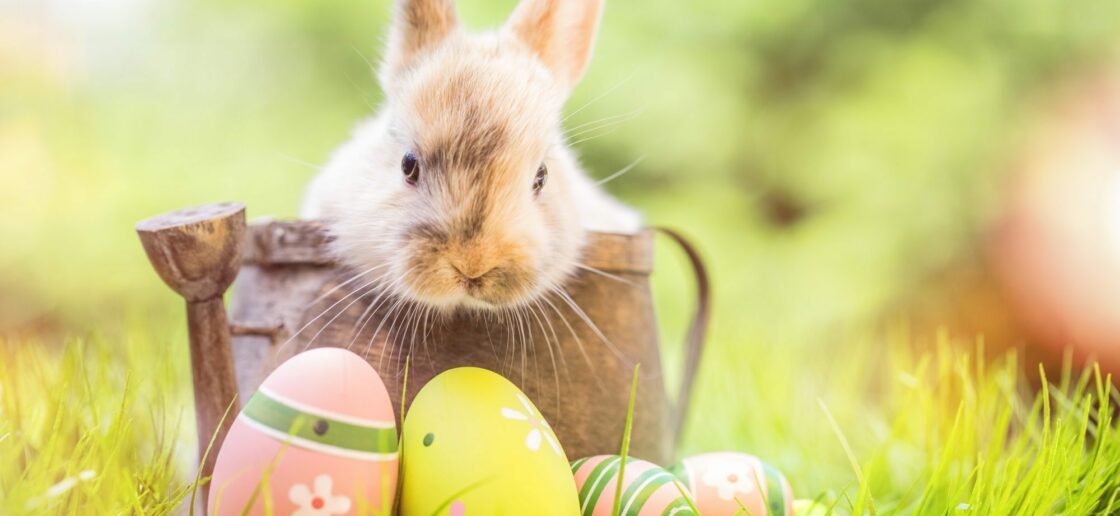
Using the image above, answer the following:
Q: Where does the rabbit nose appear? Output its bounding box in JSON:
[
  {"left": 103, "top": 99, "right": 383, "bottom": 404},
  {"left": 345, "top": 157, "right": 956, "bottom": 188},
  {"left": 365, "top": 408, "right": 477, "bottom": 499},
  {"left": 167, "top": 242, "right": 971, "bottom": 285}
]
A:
[{"left": 450, "top": 260, "right": 495, "bottom": 281}]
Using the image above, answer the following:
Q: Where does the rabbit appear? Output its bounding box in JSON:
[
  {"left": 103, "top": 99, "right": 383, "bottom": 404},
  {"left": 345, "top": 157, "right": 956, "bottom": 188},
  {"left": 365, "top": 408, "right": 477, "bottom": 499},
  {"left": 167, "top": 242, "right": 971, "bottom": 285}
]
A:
[{"left": 301, "top": 0, "right": 642, "bottom": 312}]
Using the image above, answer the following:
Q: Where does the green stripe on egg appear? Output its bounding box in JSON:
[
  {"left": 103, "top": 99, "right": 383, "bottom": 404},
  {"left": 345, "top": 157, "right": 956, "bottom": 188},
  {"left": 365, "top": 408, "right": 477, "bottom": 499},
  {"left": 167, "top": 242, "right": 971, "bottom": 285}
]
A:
[
  {"left": 661, "top": 497, "right": 698, "bottom": 516},
  {"left": 570, "top": 456, "right": 591, "bottom": 474},
  {"left": 666, "top": 462, "right": 687, "bottom": 483},
  {"left": 241, "top": 389, "right": 398, "bottom": 456},
  {"left": 666, "top": 461, "right": 692, "bottom": 495},
  {"left": 763, "top": 462, "right": 788, "bottom": 515},
  {"left": 620, "top": 469, "right": 674, "bottom": 516},
  {"left": 579, "top": 456, "right": 622, "bottom": 516}
]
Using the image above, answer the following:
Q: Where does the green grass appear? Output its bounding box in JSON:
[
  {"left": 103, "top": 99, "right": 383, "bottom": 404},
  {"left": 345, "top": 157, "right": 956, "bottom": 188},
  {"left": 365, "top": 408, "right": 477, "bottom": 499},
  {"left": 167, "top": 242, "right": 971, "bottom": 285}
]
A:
[
  {"left": 1, "top": 325, "right": 1117, "bottom": 514},
  {"left": 5, "top": 1, "right": 1120, "bottom": 513},
  {"left": 0, "top": 328, "right": 194, "bottom": 514},
  {"left": 612, "top": 364, "right": 641, "bottom": 516}
]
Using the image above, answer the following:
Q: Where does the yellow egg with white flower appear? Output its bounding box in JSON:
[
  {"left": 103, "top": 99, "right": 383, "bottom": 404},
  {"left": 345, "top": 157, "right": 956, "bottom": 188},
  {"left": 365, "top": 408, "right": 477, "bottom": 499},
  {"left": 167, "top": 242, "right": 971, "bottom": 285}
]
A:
[{"left": 398, "top": 367, "right": 580, "bottom": 515}]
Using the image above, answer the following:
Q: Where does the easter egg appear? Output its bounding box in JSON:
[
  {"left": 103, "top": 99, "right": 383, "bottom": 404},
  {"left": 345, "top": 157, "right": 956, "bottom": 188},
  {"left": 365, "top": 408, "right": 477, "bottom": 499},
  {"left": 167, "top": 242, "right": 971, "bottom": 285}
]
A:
[
  {"left": 670, "top": 452, "right": 793, "bottom": 516},
  {"left": 208, "top": 348, "right": 398, "bottom": 515},
  {"left": 571, "top": 455, "right": 697, "bottom": 515},
  {"left": 399, "top": 367, "right": 579, "bottom": 515}
]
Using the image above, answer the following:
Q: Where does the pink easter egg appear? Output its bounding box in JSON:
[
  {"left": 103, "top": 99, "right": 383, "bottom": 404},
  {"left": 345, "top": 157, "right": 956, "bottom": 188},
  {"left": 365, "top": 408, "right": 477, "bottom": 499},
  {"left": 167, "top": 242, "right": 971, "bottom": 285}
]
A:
[
  {"left": 208, "top": 348, "right": 398, "bottom": 515},
  {"left": 670, "top": 452, "right": 793, "bottom": 516},
  {"left": 571, "top": 455, "right": 696, "bottom": 515}
]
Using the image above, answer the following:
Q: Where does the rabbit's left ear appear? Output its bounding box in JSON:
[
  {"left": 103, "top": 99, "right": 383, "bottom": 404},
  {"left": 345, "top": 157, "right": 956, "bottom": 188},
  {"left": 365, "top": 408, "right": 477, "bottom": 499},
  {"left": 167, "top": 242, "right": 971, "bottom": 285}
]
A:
[
  {"left": 380, "top": 0, "right": 460, "bottom": 87},
  {"left": 504, "top": 0, "right": 605, "bottom": 93}
]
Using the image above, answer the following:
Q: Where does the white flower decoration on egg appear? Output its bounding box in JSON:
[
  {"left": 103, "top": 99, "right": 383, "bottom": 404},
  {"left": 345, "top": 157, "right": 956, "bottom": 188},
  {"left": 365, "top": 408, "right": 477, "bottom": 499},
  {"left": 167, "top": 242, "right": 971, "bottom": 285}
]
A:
[
  {"left": 500, "top": 393, "right": 562, "bottom": 456},
  {"left": 701, "top": 460, "right": 755, "bottom": 501},
  {"left": 289, "top": 474, "right": 352, "bottom": 516}
]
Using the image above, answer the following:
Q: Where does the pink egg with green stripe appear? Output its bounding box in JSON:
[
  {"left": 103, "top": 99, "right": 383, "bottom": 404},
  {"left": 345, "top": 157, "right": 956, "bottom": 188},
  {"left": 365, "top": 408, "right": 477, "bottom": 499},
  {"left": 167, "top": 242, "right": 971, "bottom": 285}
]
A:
[
  {"left": 571, "top": 455, "right": 697, "bottom": 516},
  {"left": 669, "top": 452, "right": 794, "bottom": 516},
  {"left": 208, "top": 348, "right": 399, "bottom": 515}
]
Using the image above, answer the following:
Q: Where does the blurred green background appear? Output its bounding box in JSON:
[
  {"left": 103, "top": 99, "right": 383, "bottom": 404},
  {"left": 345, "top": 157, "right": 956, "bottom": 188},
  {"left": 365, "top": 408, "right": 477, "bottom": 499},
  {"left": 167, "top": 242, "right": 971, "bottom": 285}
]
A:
[{"left": 4, "top": 0, "right": 1120, "bottom": 507}]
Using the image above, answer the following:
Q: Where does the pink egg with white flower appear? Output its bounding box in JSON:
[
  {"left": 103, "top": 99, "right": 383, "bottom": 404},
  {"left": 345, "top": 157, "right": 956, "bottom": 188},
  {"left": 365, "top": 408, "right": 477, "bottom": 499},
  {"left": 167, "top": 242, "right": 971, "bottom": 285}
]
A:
[
  {"left": 669, "top": 452, "right": 793, "bottom": 516},
  {"left": 208, "top": 348, "right": 399, "bottom": 515},
  {"left": 571, "top": 455, "right": 697, "bottom": 515}
]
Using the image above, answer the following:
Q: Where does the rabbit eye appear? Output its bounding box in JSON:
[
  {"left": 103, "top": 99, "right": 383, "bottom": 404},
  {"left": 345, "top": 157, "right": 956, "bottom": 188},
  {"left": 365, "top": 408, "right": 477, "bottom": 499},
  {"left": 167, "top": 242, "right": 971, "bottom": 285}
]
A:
[
  {"left": 532, "top": 163, "right": 548, "bottom": 196},
  {"left": 402, "top": 152, "right": 420, "bottom": 186}
]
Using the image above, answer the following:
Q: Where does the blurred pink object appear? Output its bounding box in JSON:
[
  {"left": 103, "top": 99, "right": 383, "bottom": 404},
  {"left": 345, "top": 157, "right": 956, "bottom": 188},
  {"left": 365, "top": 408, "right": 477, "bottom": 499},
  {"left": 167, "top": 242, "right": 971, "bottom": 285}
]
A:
[{"left": 993, "top": 65, "right": 1120, "bottom": 375}]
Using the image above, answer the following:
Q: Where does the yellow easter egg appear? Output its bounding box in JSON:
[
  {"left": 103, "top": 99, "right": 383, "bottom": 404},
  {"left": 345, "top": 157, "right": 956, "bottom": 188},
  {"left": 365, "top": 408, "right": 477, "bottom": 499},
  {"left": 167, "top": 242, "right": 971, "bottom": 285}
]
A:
[{"left": 399, "top": 367, "right": 580, "bottom": 515}]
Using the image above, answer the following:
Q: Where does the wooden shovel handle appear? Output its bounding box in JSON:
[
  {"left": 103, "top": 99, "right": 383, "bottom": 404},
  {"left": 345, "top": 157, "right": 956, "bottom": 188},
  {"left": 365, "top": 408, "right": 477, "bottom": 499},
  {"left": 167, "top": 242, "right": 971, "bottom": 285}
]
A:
[{"left": 653, "top": 227, "right": 711, "bottom": 450}]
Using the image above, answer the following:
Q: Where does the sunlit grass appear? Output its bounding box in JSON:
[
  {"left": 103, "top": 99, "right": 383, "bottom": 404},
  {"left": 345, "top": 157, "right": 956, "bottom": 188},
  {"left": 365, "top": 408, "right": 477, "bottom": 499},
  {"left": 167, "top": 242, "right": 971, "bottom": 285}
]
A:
[
  {"left": 815, "top": 339, "right": 1120, "bottom": 514},
  {"left": 5, "top": 0, "right": 1120, "bottom": 513},
  {"left": 1, "top": 325, "right": 1117, "bottom": 514},
  {"left": 0, "top": 328, "right": 195, "bottom": 514}
]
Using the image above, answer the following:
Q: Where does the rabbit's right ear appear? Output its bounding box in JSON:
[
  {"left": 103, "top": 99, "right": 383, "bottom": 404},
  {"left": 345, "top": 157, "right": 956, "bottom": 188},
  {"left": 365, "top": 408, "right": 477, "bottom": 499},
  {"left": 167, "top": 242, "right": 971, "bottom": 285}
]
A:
[{"left": 379, "top": 0, "right": 460, "bottom": 87}]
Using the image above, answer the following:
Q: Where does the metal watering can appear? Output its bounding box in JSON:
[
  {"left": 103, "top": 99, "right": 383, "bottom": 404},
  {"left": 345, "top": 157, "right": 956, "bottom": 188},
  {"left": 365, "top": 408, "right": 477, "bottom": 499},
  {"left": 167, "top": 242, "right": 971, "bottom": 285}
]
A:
[{"left": 136, "top": 202, "right": 709, "bottom": 481}]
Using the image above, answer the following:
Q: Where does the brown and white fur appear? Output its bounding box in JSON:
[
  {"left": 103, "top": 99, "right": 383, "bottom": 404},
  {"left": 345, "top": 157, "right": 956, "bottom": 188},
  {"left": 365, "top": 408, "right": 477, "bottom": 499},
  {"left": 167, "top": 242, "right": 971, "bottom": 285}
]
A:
[{"left": 302, "top": 0, "right": 641, "bottom": 312}]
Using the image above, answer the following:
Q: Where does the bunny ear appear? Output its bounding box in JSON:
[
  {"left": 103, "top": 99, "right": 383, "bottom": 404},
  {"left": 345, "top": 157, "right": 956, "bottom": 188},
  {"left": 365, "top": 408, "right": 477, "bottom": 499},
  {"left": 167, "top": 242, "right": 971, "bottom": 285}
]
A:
[
  {"left": 505, "top": 0, "right": 605, "bottom": 93},
  {"left": 380, "top": 0, "right": 460, "bottom": 86}
]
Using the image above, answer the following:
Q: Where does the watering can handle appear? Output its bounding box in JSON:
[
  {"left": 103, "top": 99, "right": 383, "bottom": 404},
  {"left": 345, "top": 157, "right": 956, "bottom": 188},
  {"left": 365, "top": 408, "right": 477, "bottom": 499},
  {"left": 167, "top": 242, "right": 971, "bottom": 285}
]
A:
[{"left": 653, "top": 227, "right": 711, "bottom": 449}]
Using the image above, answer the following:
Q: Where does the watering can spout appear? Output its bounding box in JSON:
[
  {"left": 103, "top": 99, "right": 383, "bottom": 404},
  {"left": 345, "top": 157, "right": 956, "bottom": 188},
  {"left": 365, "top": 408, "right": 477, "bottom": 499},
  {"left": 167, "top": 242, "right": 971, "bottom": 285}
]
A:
[{"left": 135, "top": 202, "right": 247, "bottom": 500}]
